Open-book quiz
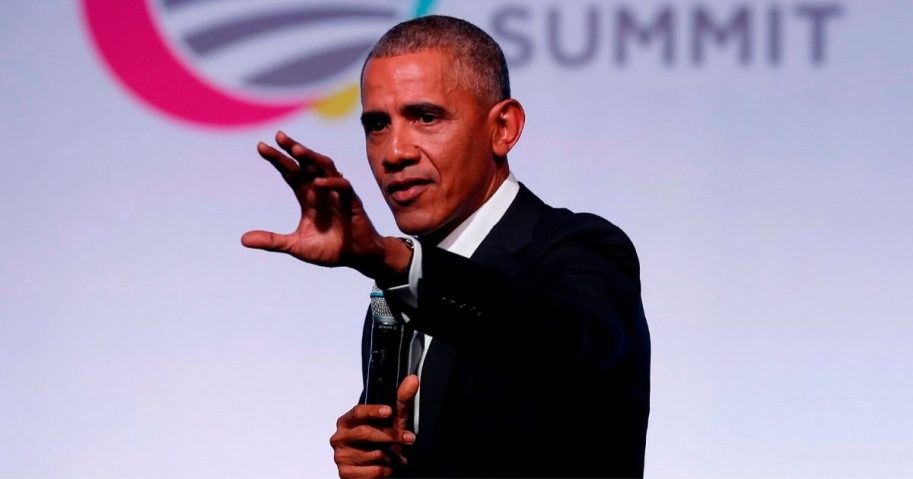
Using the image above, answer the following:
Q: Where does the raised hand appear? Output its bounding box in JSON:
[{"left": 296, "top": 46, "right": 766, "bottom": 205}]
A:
[{"left": 242, "top": 131, "right": 409, "bottom": 279}]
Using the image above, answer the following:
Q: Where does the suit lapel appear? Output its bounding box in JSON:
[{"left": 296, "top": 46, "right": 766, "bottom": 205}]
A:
[
  {"left": 412, "top": 185, "right": 547, "bottom": 454},
  {"left": 470, "top": 184, "right": 545, "bottom": 270}
]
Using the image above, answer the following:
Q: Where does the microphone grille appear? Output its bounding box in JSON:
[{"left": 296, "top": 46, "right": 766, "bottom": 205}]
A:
[{"left": 370, "top": 284, "right": 393, "bottom": 318}]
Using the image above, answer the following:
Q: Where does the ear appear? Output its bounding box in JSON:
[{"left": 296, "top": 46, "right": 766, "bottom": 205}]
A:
[{"left": 489, "top": 99, "right": 526, "bottom": 158}]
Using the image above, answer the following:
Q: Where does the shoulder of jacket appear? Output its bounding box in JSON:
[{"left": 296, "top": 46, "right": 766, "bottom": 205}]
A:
[{"left": 539, "top": 206, "right": 632, "bottom": 245}]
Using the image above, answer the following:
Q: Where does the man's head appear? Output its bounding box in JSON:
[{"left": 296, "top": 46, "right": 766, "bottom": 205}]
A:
[
  {"left": 362, "top": 15, "right": 510, "bottom": 109},
  {"left": 359, "top": 16, "right": 525, "bottom": 240}
]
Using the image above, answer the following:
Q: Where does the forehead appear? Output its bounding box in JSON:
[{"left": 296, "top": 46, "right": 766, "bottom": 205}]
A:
[{"left": 361, "top": 50, "right": 467, "bottom": 107}]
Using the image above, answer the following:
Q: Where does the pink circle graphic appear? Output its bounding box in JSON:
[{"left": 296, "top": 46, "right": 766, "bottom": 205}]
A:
[{"left": 82, "top": 0, "right": 312, "bottom": 127}]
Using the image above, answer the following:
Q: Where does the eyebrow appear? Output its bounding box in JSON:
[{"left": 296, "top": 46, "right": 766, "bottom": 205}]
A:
[{"left": 402, "top": 102, "right": 449, "bottom": 119}]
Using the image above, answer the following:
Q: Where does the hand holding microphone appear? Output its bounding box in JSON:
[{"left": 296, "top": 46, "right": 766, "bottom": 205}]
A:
[
  {"left": 330, "top": 376, "right": 419, "bottom": 478},
  {"left": 329, "top": 287, "right": 419, "bottom": 478}
]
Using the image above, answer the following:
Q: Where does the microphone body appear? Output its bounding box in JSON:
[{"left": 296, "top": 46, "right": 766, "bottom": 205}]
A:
[{"left": 365, "top": 287, "right": 408, "bottom": 408}]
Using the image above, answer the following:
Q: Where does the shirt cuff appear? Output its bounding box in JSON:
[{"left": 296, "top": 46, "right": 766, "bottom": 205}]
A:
[{"left": 383, "top": 237, "right": 422, "bottom": 313}]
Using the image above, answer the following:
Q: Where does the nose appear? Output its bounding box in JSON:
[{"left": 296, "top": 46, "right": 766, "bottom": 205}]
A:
[{"left": 383, "top": 121, "right": 420, "bottom": 171}]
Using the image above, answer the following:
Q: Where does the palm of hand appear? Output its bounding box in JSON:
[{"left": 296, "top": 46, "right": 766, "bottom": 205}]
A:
[
  {"left": 242, "top": 131, "right": 380, "bottom": 269},
  {"left": 289, "top": 186, "right": 360, "bottom": 266}
]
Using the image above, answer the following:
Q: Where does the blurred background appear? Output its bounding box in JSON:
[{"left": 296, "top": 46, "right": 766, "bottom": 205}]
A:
[{"left": 1, "top": 0, "right": 911, "bottom": 477}]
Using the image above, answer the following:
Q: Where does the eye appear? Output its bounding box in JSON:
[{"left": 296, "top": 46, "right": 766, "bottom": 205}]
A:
[
  {"left": 362, "top": 118, "right": 388, "bottom": 134},
  {"left": 418, "top": 113, "right": 437, "bottom": 124}
]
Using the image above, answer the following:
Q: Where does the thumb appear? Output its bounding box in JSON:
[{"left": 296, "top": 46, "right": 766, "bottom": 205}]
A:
[
  {"left": 241, "top": 230, "right": 291, "bottom": 253},
  {"left": 395, "top": 375, "right": 420, "bottom": 427}
]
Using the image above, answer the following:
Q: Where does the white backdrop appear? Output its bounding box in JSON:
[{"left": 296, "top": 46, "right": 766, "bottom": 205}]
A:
[{"left": 2, "top": 1, "right": 911, "bottom": 477}]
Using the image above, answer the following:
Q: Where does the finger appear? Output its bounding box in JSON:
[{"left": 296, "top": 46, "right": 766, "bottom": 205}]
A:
[
  {"left": 276, "top": 130, "right": 341, "bottom": 177},
  {"left": 337, "top": 404, "right": 393, "bottom": 428},
  {"left": 312, "top": 177, "right": 355, "bottom": 201},
  {"left": 394, "top": 375, "right": 420, "bottom": 442},
  {"left": 240, "top": 230, "right": 293, "bottom": 253},
  {"left": 336, "top": 424, "right": 398, "bottom": 446},
  {"left": 333, "top": 447, "right": 393, "bottom": 468},
  {"left": 257, "top": 142, "right": 302, "bottom": 185},
  {"left": 396, "top": 375, "right": 420, "bottom": 416},
  {"left": 337, "top": 464, "right": 393, "bottom": 479}
]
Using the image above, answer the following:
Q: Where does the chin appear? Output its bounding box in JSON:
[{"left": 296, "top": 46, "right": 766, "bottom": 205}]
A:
[
  {"left": 394, "top": 219, "right": 437, "bottom": 237},
  {"left": 392, "top": 211, "right": 443, "bottom": 237}
]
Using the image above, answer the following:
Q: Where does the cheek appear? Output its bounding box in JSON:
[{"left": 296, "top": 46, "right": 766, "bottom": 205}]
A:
[
  {"left": 365, "top": 147, "right": 385, "bottom": 186},
  {"left": 438, "top": 134, "right": 488, "bottom": 187},
  {"left": 425, "top": 131, "right": 470, "bottom": 177}
]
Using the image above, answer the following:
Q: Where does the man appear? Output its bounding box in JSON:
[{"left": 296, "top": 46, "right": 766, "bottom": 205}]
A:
[{"left": 243, "top": 15, "right": 649, "bottom": 478}]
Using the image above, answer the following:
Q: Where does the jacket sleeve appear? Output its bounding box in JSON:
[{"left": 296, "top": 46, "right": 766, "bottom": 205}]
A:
[{"left": 387, "top": 214, "right": 649, "bottom": 380}]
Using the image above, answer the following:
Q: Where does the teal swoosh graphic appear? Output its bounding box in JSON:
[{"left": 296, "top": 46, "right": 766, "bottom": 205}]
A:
[{"left": 412, "top": 0, "right": 436, "bottom": 17}]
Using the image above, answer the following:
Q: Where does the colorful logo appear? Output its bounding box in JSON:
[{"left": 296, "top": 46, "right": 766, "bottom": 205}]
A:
[{"left": 82, "top": 0, "right": 436, "bottom": 127}]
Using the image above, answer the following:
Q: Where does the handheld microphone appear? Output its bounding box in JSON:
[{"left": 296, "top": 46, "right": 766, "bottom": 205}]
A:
[{"left": 364, "top": 286, "right": 408, "bottom": 408}]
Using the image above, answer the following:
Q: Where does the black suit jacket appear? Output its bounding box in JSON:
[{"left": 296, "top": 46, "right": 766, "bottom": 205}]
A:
[{"left": 361, "top": 185, "right": 650, "bottom": 478}]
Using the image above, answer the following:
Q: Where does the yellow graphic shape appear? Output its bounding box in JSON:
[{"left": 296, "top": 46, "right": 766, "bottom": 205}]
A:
[{"left": 314, "top": 84, "right": 360, "bottom": 119}]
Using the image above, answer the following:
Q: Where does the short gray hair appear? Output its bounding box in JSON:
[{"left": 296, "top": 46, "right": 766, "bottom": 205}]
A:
[{"left": 362, "top": 15, "right": 511, "bottom": 107}]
